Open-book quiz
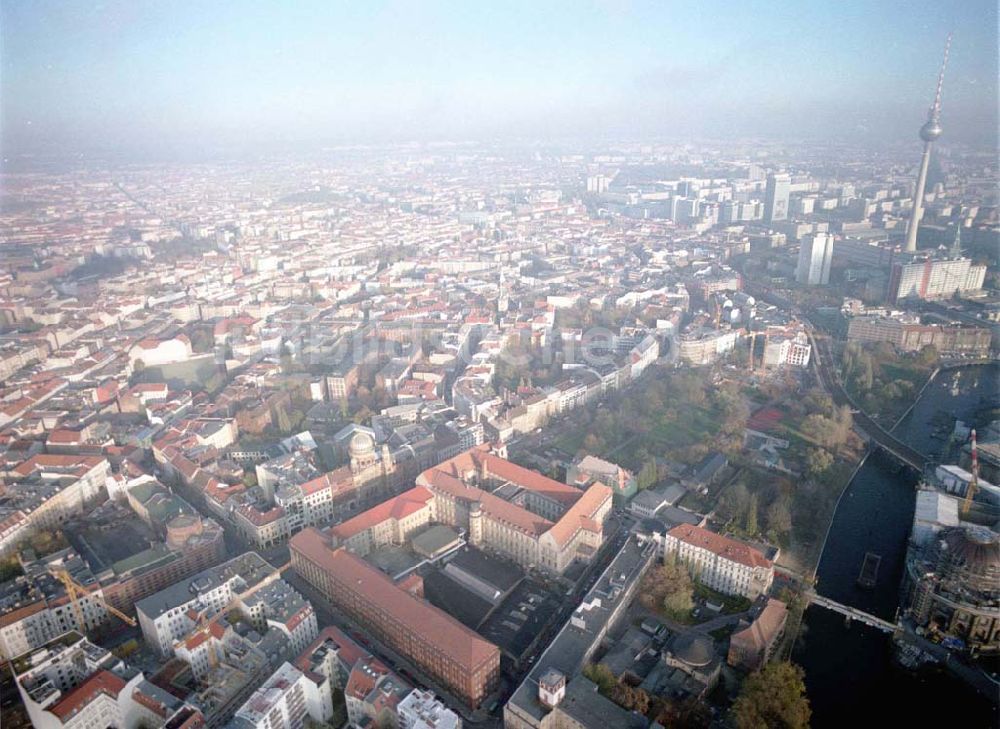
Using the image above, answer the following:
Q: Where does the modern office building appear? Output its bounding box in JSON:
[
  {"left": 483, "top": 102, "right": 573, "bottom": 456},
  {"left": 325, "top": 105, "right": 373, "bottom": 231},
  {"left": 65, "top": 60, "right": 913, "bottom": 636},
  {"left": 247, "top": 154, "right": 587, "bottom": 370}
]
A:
[
  {"left": 764, "top": 173, "right": 791, "bottom": 224},
  {"left": 795, "top": 233, "right": 833, "bottom": 285}
]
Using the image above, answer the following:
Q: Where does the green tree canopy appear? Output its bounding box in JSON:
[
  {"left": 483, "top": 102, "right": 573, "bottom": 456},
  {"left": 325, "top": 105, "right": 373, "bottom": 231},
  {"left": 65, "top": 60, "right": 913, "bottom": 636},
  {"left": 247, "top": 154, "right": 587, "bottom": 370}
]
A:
[
  {"left": 804, "top": 447, "right": 834, "bottom": 477},
  {"left": 732, "top": 662, "right": 811, "bottom": 729}
]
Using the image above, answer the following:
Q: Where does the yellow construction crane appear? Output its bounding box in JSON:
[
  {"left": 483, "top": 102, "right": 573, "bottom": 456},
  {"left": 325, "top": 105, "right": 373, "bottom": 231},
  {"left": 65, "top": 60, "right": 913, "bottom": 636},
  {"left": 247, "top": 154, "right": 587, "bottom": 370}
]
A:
[
  {"left": 49, "top": 567, "right": 137, "bottom": 628},
  {"left": 962, "top": 429, "right": 979, "bottom": 517}
]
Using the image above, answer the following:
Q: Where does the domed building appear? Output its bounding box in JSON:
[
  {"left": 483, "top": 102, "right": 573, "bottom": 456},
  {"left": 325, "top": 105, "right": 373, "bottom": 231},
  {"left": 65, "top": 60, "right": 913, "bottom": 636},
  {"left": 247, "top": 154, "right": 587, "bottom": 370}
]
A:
[
  {"left": 661, "top": 633, "right": 720, "bottom": 697},
  {"left": 349, "top": 431, "right": 378, "bottom": 473},
  {"left": 903, "top": 525, "right": 1000, "bottom": 653}
]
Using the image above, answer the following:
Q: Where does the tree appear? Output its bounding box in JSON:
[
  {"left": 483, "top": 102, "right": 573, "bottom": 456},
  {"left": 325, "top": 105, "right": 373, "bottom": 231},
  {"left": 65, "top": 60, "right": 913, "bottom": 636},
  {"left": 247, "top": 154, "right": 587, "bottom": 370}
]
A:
[
  {"left": 801, "top": 409, "right": 851, "bottom": 451},
  {"left": 802, "top": 389, "right": 834, "bottom": 417},
  {"left": 275, "top": 404, "right": 292, "bottom": 433},
  {"left": 916, "top": 343, "right": 940, "bottom": 367},
  {"left": 641, "top": 557, "right": 695, "bottom": 621},
  {"left": 667, "top": 697, "right": 713, "bottom": 729},
  {"left": 872, "top": 341, "right": 896, "bottom": 362},
  {"left": 766, "top": 498, "right": 792, "bottom": 540},
  {"left": 854, "top": 355, "right": 874, "bottom": 391},
  {"left": 664, "top": 581, "right": 695, "bottom": 616},
  {"left": 582, "top": 663, "right": 617, "bottom": 695},
  {"left": 637, "top": 460, "right": 658, "bottom": 490},
  {"left": 719, "top": 482, "right": 751, "bottom": 524},
  {"left": 804, "top": 447, "right": 833, "bottom": 477},
  {"left": 0, "top": 556, "right": 23, "bottom": 582},
  {"left": 583, "top": 433, "right": 603, "bottom": 454},
  {"left": 732, "top": 662, "right": 811, "bottom": 729},
  {"left": 745, "top": 492, "right": 759, "bottom": 535}
]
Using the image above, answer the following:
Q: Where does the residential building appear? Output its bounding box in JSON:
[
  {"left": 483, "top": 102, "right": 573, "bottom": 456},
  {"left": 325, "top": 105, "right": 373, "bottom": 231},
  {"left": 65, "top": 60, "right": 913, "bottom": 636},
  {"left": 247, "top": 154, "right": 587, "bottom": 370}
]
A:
[
  {"left": 12, "top": 631, "right": 194, "bottom": 729},
  {"left": 846, "top": 316, "right": 991, "bottom": 356},
  {"left": 136, "top": 553, "right": 279, "bottom": 657},
  {"left": 230, "top": 662, "right": 312, "bottom": 729},
  {"left": 888, "top": 257, "right": 987, "bottom": 302},
  {"left": 398, "top": 689, "right": 462, "bottom": 729},
  {"left": 344, "top": 654, "right": 413, "bottom": 728},
  {"left": 658, "top": 524, "right": 774, "bottom": 599},
  {"left": 762, "top": 329, "right": 812, "bottom": 368}
]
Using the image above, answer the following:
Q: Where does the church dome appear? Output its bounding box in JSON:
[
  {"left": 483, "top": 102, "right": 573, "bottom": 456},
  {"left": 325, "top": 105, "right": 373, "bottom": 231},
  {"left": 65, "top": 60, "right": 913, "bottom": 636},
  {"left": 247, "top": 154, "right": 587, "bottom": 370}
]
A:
[
  {"left": 672, "top": 634, "right": 713, "bottom": 668},
  {"left": 349, "top": 432, "right": 376, "bottom": 459}
]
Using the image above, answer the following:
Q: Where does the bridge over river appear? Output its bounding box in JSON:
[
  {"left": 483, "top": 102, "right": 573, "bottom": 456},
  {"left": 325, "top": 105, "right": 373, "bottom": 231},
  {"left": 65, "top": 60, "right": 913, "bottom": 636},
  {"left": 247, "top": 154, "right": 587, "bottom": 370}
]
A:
[{"left": 807, "top": 593, "right": 898, "bottom": 633}]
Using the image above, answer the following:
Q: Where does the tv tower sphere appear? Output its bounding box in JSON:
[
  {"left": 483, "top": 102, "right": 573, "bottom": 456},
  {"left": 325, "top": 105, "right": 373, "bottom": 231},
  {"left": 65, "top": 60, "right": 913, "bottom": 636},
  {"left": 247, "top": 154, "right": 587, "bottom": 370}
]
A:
[{"left": 920, "top": 118, "right": 943, "bottom": 142}]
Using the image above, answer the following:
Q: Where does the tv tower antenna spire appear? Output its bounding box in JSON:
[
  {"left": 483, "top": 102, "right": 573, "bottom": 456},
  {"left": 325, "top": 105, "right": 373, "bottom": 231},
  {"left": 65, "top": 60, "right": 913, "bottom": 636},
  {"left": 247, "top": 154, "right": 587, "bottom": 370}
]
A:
[{"left": 904, "top": 33, "right": 952, "bottom": 253}]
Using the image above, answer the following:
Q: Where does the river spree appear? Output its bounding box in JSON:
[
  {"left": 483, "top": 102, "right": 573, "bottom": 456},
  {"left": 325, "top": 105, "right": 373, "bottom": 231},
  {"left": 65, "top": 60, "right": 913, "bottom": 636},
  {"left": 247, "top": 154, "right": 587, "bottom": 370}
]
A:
[{"left": 795, "top": 364, "right": 999, "bottom": 728}]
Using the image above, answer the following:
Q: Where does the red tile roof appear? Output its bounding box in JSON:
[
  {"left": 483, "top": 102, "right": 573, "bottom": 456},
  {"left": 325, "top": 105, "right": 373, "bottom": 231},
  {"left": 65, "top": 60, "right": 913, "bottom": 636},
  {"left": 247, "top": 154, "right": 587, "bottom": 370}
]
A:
[
  {"left": 329, "top": 486, "right": 434, "bottom": 540},
  {"left": 13, "top": 453, "right": 105, "bottom": 477},
  {"left": 420, "top": 468, "right": 552, "bottom": 537},
  {"left": 295, "top": 626, "right": 367, "bottom": 679},
  {"left": 668, "top": 524, "right": 773, "bottom": 569},
  {"left": 50, "top": 670, "right": 126, "bottom": 720},
  {"left": 418, "top": 446, "right": 610, "bottom": 547},
  {"left": 730, "top": 598, "right": 787, "bottom": 654},
  {"left": 290, "top": 529, "right": 498, "bottom": 672}
]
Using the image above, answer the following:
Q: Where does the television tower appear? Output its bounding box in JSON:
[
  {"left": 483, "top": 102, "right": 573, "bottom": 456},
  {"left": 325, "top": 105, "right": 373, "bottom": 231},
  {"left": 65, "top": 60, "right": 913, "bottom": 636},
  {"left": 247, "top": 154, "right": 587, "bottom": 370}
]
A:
[{"left": 904, "top": 33, "right": 952, "bottom": 253}]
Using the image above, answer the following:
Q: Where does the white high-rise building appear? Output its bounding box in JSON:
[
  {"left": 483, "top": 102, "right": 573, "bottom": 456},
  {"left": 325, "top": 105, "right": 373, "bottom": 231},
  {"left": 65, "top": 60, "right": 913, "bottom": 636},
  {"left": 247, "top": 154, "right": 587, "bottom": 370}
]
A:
[
  {"left": 795, "top": 233, "right": 833, "bottom": 285},
  {"left": 764, "top": 173, "right": 790, "bottom": 223},
  {"left": 585, "top": 174, "right": 609, "bottom": 194}
]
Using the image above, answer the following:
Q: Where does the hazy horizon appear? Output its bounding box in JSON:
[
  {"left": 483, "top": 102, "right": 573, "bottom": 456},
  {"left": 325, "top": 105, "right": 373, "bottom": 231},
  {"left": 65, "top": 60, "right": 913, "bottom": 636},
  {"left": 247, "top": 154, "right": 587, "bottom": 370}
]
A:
[{"left": 2, "top": 0, "right": 998, "bottom": 159}]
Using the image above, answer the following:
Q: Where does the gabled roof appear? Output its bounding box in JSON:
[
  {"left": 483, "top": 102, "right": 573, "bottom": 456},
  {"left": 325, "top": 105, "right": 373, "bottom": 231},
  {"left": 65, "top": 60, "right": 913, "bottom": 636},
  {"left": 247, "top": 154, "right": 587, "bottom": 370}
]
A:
[
  {"left": 668, "top": 523, "right": 772, "bottom": 569},
  {"left": 49, "top": 670, "right": 126, "bottom": 720},
  {"left": 329, "top": 486, "right": 434, "bottom": 540},
  {"left": 290, "top": 529, "right": 499, "bottom": 672}
]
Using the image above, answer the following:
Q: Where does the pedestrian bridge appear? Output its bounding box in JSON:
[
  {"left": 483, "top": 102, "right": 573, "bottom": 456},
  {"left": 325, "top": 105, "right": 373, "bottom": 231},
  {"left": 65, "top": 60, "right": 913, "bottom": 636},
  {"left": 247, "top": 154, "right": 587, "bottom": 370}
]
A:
[{"left": 809, "top": 593, "right": 898, "bottom": 633}]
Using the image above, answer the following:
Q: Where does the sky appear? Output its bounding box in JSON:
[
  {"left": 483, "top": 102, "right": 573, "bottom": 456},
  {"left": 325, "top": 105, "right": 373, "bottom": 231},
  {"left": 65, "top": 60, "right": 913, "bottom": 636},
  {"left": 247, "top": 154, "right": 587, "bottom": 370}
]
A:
[{"left": 1, "top": 0, "right": 997, "bottom": 156}]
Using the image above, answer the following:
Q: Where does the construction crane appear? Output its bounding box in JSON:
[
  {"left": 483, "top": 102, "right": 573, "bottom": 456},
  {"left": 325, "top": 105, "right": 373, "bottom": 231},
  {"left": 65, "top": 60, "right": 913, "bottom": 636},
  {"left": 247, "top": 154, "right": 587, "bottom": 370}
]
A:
[
  {"left": 49, "top": 567, "right": 137, "bottom": 628},
  {"left": 962, "top": 429, "right": 979, "bottom": 517}
]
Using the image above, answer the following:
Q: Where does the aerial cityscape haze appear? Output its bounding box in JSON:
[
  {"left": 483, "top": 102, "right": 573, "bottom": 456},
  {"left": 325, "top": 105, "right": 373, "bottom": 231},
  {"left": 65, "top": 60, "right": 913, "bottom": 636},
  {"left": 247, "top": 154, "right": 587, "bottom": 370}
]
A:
[{"left": 0, "top": 2, "right": 998, "bottom": 729}]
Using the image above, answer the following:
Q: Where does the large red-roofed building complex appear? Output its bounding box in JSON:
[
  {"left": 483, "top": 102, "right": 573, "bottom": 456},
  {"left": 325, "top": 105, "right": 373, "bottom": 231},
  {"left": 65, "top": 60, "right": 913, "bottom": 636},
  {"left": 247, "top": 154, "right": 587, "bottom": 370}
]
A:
[
  {"left": 415, "top": 445, "right": 613, "bottom": 574},
  {"left": 289, "top": 527, "right": 500, "bottom": 708}
]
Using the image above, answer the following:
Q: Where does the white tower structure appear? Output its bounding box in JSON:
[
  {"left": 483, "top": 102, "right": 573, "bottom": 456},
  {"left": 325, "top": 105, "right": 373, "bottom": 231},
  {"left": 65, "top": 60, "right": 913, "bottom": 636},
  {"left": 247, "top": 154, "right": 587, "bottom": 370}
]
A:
[{"left": 904, "top": 34, "right": 952, "bottom": 253}]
